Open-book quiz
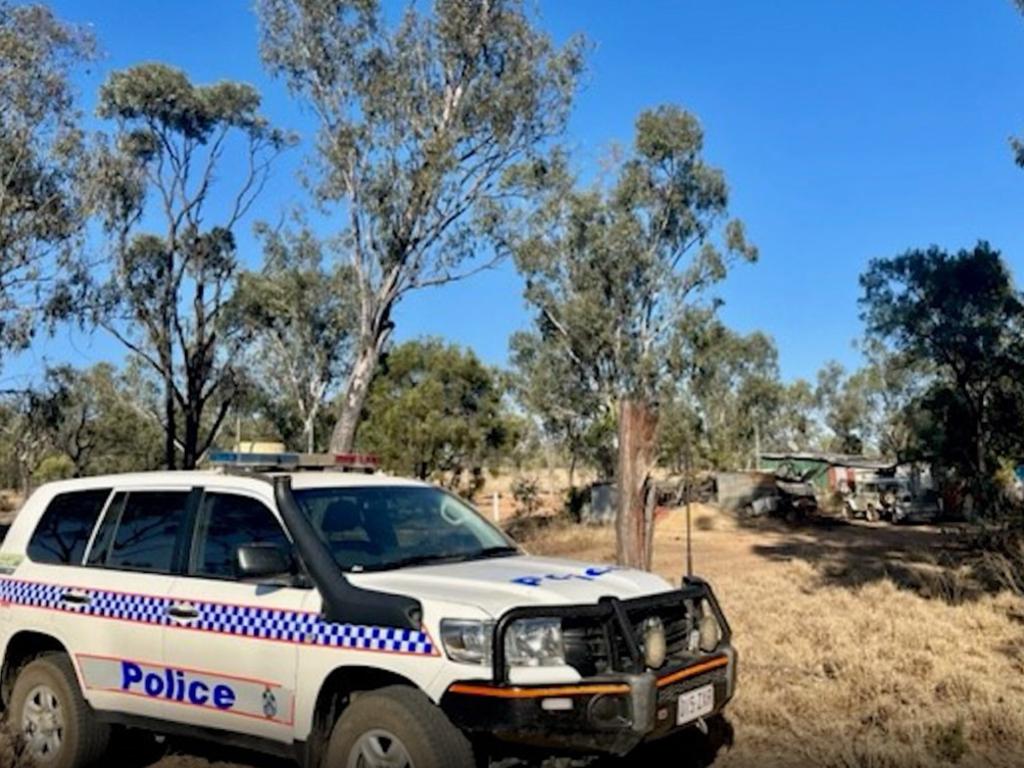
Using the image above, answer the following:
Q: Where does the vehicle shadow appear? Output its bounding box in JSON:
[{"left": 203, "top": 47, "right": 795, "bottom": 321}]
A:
[
  {"left": 129, "top": 716, "right": 735, "bottom": 768},
  {"left": 111, "top": 732, "right": 293, "bottom": 768},
  {"left": 588, "top": 714, "right": 735, "bottom": 767}
]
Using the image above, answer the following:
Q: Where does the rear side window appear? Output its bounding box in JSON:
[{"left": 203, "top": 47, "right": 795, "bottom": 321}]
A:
[
  {"left": 191, "top": 493, "right": 292, "bottom": 579},
  {"left": 27, "top": 490, "right": 112, "bottom": 566},
  {"left": 106, "top": 492, "right": 191, "bottom": 574}
]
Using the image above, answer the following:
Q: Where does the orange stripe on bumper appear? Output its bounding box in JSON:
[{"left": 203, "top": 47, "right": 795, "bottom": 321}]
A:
[
  {"left": 656, "top": 655, "right": 729, "bottom": 688},
  {"left": 448, "top": 682, "right": 631, "bottom": 699},
  {"left": 448, "top": 655, "right": 730, "bottom": 699}
]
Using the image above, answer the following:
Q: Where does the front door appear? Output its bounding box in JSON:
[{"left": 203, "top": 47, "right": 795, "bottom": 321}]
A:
[{"left": 162, "top": 487, "right": 305, "bottom": 742}]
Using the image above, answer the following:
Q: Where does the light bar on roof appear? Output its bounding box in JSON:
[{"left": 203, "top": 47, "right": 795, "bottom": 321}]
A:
[{"left": 208, "top": 450, "right": 380, "bottom": 472}]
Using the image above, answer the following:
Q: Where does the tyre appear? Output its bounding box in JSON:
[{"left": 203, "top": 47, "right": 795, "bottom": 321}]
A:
[
  {"left": 865, "top": 505, "right": 880, "bottom": 523},
  {"left": 9, "top": 652, "right": 110, "bottom": 768},
  {"left": 324, "top": 685, "right": 474, "bottom": 768}
]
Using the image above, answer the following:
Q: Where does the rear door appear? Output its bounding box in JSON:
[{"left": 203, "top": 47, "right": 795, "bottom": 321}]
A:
[
  {"left": 10, "top": 487, "right": 196, "bottom": 723},
  {"left": 161, "top": 487, "right": 305, "bottom": 742}
]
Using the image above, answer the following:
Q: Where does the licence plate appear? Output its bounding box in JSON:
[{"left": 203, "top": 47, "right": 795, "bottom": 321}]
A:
[{"left": 677, "top": 684, "right": 715, "bottom": 726}]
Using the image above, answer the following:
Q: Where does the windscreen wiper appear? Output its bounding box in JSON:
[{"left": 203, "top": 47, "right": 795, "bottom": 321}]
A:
[
  {"left": 427, "top": 546, "right": 521, "bottom": 565},
  {"left": 356, "top": 552, "right": 471, "bottom": 572},
  {"left": 357, "top": 547, "right": 520, "bottom": 572},
  {"left": 459, "top": 546, "right": 520, "bottom": 562}
]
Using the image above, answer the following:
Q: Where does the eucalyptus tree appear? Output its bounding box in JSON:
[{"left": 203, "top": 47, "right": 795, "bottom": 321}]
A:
[
  {"left": 0, "top": 2, "right": 93, "bottom": 366},
  {"left": 233, "top": 224, "right": 358, "bottom": 452},
  {"left": 510, "top": 329, "right": 615, "bottom": 487},
  {"left": 860, "top": 241, "right": 1024, "bottom": 509},
  {"left": 857, "top": 340, "right": 930, "bottom": 460},
  {"left": 258, "top": 0, "right": 584, "bottom": 451},
  {"left": 358, "top": 338, "right": 513, "bottom": 493},
  {"left": 513, "top": 106, "right": 756, "bottom": 567},
  {"left": 814, "top": 361, "right": 872, "bottom": 454},
  {"left": 82, "top": 64, "right": 292, "bottom": 468}
]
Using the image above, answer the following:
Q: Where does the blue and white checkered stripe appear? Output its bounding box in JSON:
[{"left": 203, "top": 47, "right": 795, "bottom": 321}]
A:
[
  {"left": 0, "top": 579, "right": 434, "bottom": 656},
  {"left": 188, "top": 601, "right": 434, "bottom": 654}
]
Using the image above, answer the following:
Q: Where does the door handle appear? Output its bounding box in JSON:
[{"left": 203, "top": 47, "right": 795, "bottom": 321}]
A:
[
  {"left": 167, "top": 604, "right": 200, "bottom": 621},
  {"left": 60, "top": 591, "right": 91, "bottom": 606}
]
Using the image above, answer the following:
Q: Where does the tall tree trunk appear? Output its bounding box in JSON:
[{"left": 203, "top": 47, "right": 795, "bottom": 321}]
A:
[
  {"left": 330, "top": 342, "right": 379, "bottom": 452},
  {"left": 182, "top": 405, "right": 200, "bottom": 470},
  {"left": 616, "top": 398, "right": 659, "bottom": 569},
  {"left": 753, "top": 420, "right": 762, "bottom": 471},
  {"left": 163, "top": 375, "right": 176, "bottom": 470}
]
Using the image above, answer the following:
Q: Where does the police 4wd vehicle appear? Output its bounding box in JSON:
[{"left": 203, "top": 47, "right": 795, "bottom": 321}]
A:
[{"left": 0, "top": 452, "right": 736, "bottom": 768}]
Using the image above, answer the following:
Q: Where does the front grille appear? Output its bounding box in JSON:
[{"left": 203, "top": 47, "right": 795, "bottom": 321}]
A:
[
  {"left": 563, "top": 619, "right": 611, "bottom": 676},
  {"left": 562, "top": 593, "right": 706, "bottom": 677}
]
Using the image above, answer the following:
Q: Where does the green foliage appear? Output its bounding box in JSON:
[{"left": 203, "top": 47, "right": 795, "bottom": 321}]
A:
[
  {"left": 0, "top": 364, "right": 164, "bottom": 490},
  {"left": 512, "top": 106, "right": 755, "bottom": 479},
  {"left": 0, "top": 2, "right": 94, "bottom": 365},
  {"left": 258, "top": 0, "right": 585, "bottom": 451},
  {"left": 233, "top": 224, "right": 359, "bottom": 451},
  {"left": 655, "top": 314, "right": 781, "bottom": 470},
  {"left": 851, "top": 340, "right": 930, "bottom": 459},
  {"left": 815, "top": 361, "right": 871, "bottom": 454},
  {"left": 31, "top": 454, "right": 74, "bottom": 484},
  {"left": 510, "top": 329, "right": 616, "bottom": 479},
  {"left": 514, "top": 106, "right": 755, "bottom": 402},
  {"left": 666, "top": 317, "right": 782, "bottom": 470},
  {"left": 860, "top": 241, "right": 1024, "bottom": 511},
  {"left": 357, "top": 339, "right": 514, "bottom": 491},
  {"left": 78, "top": 63, "right": 291, "bottom": 468}
]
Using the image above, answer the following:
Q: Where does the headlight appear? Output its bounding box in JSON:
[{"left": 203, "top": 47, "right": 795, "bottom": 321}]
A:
[
  {"left": 440, "top": 619, "right": 494, "bottom": 666},
  {"left": 440, "top": 618, "right": 566, "bottom": 668},
  {"left": 504, "top": 618, "right": 565, "bottom": 668}
]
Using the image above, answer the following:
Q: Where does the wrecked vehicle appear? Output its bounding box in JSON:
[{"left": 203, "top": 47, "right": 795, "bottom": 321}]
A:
[{"left": 841, "top": 477, "right": 939, "bottom": 523}]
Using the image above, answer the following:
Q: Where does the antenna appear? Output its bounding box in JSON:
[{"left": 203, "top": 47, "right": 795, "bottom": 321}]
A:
[{"left": 685, "top": 438, "right": 694, "bottom": 578}]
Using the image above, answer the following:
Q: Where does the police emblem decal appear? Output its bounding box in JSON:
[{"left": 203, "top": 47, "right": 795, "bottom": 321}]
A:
[{"left": 262, "top": 688, "right": 278, "bottom": 719}]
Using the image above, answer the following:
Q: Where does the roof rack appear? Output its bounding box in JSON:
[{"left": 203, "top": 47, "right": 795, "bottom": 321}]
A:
[{"left": 208, "top": 450, "right": 380, "bottom": 474}]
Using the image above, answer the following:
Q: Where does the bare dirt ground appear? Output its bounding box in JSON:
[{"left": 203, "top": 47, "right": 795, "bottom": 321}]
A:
[{"left": 34, "top": 506, "right": 1024, "bottom": 768}]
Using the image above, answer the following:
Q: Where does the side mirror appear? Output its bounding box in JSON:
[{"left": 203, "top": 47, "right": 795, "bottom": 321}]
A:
[{"left": 236, "top": 543, "right": 291, "bottom": 581}]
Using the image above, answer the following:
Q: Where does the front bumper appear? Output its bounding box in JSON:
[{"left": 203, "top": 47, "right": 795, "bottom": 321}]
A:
[{"left": 441, "top": 645, "right": 737, "bottom": 756}]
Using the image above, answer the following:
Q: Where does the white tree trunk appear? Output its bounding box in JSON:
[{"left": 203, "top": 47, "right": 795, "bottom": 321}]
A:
[{"left": 330, "top": 344, "right": 379, "bottom": 452}]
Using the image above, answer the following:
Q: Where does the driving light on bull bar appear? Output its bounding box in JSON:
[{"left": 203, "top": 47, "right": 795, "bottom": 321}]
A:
[
  {"left": 440, "top": 618, "right": 565, "bottom": 668},
  {"left": 698, "top": 600, "right": 722, "bottom": 653}
]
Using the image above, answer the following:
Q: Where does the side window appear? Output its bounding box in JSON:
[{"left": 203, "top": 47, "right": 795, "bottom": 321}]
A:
[
  {"left": 191, "top": 493, "right": 292, "bottom": 580},
  {"left": 106, "top": 491, "right": 191, "bottom": 574},
  {"left": 27, "top": 490, "right": 112, "bottom": 566}
]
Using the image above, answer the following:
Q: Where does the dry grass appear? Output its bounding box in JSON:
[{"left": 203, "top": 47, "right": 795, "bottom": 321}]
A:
[{"left": 521, "top": 508, "right": 1024, "bottom": 768}]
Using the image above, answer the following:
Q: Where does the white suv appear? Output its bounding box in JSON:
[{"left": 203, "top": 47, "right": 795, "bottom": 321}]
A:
[{"left": 0, "top": 452, "right": 736, "bottom": 768}]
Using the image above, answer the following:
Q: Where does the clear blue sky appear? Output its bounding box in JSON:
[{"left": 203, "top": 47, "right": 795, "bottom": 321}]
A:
[{"left": 7, "top": 0, "right": 1024, "bottom": 389}]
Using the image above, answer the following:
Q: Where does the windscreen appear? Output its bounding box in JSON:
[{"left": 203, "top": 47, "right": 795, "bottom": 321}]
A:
[{"left": 292, "top": 485, "right": 517, "bottom": 572}]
